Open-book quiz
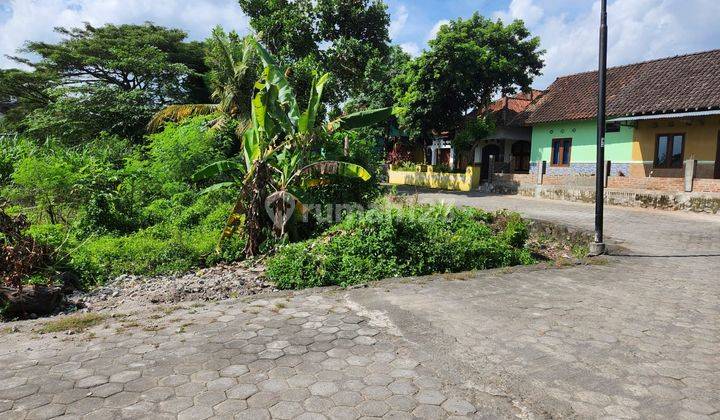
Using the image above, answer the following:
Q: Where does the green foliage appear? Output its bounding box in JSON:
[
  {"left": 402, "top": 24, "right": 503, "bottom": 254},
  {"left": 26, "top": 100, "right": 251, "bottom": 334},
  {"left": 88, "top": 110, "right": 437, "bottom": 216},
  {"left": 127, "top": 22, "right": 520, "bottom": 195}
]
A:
[
  {"left": 7, "top": 22, "right": 211, "bottom": 142},
  {"left": 0, "top": 69, "right": 55, "bottom": 130},
  {"left": 147, "top": 116, "right": 225, "bottom": 189},
  {"left": 13, "top": 22, "right": 199, "bottom": 102},
  {"left": 9, "top": 147, "right": 89, "bottom": 224},
  {"left": 452, "top": 116, "right": 496, "bottom": 151},
  {"left": 237, "top": 0, "right": 390, "bottom": 106},
  {"left": 23, "top": 85, "right": 158, "bottom": 144},
  {"left": 266, "top": 204, "right": 535, "bottom": 289},
  {"left": 2, "top": 113, "right": 241, "bottom": 287},
  {"left": 393, "top": 13, "right": 543, "bottom": 137}
]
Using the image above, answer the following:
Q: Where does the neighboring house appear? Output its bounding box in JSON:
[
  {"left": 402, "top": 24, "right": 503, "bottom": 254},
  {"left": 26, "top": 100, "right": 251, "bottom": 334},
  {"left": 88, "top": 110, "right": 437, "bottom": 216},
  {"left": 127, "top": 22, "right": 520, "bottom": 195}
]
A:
[
  {"left": 428, "top": 91, "right": 542, "bottom": 178},
  {"left": 470, "top": 90, "right": 542, "bottom": 179},
  {"left": 527, "top": 49, "right": 720, "bottom": 179}
]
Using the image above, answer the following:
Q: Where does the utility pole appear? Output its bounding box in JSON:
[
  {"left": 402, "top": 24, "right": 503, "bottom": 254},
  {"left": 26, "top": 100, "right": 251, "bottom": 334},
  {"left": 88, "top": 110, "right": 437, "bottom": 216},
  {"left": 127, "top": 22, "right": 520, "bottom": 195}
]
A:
[{"left": 591, "top": 0, "right": 608, "bottom": 256}]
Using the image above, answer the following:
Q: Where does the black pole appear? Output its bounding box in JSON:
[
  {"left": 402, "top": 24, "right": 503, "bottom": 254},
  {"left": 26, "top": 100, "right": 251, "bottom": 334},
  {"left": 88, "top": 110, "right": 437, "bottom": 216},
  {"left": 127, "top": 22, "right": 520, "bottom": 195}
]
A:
[{"left": 592, "top": 0, "right": 608, "bottom": 255}]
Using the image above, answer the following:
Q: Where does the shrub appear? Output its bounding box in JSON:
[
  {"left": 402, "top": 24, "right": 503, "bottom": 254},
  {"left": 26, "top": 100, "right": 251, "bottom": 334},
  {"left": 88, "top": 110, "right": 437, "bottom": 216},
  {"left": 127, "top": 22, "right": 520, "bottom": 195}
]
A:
[
  {"left": 266, "top": 204, "right": 534, "bottom": 289},
  {"left": 69, "top": 190, "right": 244, "bottom": 285}
]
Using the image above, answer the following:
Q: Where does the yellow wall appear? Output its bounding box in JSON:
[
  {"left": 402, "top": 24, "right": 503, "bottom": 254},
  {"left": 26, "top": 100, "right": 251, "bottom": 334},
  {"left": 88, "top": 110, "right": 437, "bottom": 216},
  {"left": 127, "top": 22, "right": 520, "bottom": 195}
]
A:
[
  {"left": 387, "top": 165, "right": 480, "bottom": 192},
  {"left": 630, "top": 116, "right": 720, "bottom": 178}
]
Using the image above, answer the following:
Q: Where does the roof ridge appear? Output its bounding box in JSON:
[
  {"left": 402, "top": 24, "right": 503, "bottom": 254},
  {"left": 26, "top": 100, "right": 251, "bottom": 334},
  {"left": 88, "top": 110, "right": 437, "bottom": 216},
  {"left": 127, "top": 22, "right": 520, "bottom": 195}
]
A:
[{"left": 551, "top": 48, "right": 720, "bottom": 82}]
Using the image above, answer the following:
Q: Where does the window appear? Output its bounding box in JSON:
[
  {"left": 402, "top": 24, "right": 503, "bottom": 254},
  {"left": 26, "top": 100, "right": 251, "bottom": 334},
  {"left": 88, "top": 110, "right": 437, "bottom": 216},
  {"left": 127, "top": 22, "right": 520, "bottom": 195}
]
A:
[
  {"left": 654, "top": 134, "right": 684, "bottom": 168},
  {"left": 605, "top": 122, "right": 621, "bottom": 133},
  {"left": 551, "top": 138, "right": 572, "bottom": 166}
]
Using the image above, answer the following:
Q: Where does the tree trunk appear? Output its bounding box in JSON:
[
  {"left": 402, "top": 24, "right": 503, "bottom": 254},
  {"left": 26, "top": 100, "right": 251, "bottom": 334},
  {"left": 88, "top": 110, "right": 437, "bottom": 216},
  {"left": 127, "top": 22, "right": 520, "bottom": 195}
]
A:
[
  {"left": 0, "top": 285, "right": 63, "bottom": 318},
  {"left": 243, "top": 162, "right": 269, "bottom": 258}
]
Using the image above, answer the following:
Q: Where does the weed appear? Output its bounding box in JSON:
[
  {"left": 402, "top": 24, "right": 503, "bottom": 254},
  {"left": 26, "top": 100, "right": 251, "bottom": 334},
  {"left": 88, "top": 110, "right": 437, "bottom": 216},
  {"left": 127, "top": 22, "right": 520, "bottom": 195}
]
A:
[{"left": 38, "top": 313, "right": 107, "bottom": 334}]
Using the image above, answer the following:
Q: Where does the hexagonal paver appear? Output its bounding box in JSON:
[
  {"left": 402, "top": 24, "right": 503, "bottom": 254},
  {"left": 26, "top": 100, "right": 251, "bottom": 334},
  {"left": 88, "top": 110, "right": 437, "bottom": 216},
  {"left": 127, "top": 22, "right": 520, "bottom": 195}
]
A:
[
  {"left": 303, "top": 396, "right": 335, "bottom": 413},
  {"left": 194, "top": 390, "right": 227, "bottom": 407},
  {"left": 387, "top": 395, "right": 418, "bottom": 411},
  {"left": 415, "top": 389, "right": 446, "bottom": 405},
  {"left": 77, "top": 375, "right": 108, "bottom": 389},
  {"left": 247, "top": 391, "right": 280, "bottom": 409},
  {"left": 26, "top": 403, "right": 66, "bottom": 419},
  {"left": 357, "top": 400, "right": 390, "bottom": 417},
  {"left": 159, "top": 397, "right": 193, "bottom": 414},
  {"left": 140, "top": 386, "right": 174, "bottom": 402},
  {"left": 363, "top": 373, "right": 393, "bottom": 386},
  {"left": 207, "top": 377, "right": 236, "bottom": 391},
  {"left": 270, "top": 401, "right": 304, "bottom": 419},
  {"left": 90, "top": 382, "right": 123, "bottom": 398},
  {"left": 14, "top": 394, "right": 51, "bottom": 411},
  {"left": 178, "top": 405, "right": 213, "bottom": 420},
  {"left": 309, "top": 381, "right": 339, "bottom": 397},
  {"left": 442, "top": 397, "right": 475, "bottom": 415},
  {"left": 124, "top": 377, "right": 157, "bottom": 393},
  {"left": 331, "top": 390, "right": 363, "bottom": 406},
  {"left": 158, "top": 375, "right": 189, "bottom": 387},
  {"left": 361, "top": 385, "right": 392, "bottom": 400},
  {"left": 220, "top": 365, "right": 249, "bottom": 377},
  {"left": 235, "top": 408, "right": 271, "bottom": 420},
  {"left": 227, "top": 383, "right": 259, "bottom": 400}
]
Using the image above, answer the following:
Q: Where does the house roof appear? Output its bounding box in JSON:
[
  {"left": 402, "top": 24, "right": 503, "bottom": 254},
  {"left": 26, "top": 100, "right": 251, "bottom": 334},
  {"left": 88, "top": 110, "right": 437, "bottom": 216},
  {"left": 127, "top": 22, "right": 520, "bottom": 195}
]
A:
[
  {"left": 526, "top": 49, "right": 720, "bottom": 124},
  {"left": 470, "top": 90, "right": 545, "bottom": 127}
]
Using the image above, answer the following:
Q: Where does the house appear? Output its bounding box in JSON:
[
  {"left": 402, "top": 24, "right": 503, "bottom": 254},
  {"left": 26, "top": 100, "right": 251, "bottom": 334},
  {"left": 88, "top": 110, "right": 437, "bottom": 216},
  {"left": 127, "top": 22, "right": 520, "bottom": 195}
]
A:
[
  {"left": 470, "top": 90, "right": 542, "bottom": 179},
  {"left": 527, "top": 49, "right": 720, "bottom": 180},
  {"left": 428, "top": 90, "right": 542, "bottom": 178}
]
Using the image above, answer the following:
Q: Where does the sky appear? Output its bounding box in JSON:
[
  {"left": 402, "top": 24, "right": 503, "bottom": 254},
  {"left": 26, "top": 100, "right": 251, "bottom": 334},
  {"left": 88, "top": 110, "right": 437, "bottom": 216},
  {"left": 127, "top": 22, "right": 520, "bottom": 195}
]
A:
[{"left": 1, "top": 0, "right": 719, "bottom": 89}]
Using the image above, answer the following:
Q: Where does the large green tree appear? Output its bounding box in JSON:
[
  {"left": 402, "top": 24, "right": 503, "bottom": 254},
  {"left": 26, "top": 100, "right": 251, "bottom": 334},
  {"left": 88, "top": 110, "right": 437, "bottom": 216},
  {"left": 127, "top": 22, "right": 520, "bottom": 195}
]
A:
[
  {"left": 7, "top": 22, "right": 211, "bottom": 142},
  {"left": 394, "top": 13, "right": 544, "bottom": 138},
  {"left": 237, "top": 0, "right": 390, "bottom": 106},
  {"left": 0, "top": 69, "right": 56, "bottom": 131}
]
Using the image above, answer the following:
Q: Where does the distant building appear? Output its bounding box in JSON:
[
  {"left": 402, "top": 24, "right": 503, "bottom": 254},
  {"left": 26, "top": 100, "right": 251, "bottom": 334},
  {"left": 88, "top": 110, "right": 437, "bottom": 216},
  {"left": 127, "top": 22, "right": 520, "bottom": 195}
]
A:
[{"left": 526, "top": 49, "right": 720, "bottom": 180}]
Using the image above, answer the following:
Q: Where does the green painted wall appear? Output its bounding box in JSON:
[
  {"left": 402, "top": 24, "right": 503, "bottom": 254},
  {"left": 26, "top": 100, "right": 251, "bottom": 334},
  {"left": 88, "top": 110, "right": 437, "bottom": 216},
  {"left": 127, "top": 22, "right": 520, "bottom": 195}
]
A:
[{"left": 530, "top": 119, "right": 634, "bottom": 163}]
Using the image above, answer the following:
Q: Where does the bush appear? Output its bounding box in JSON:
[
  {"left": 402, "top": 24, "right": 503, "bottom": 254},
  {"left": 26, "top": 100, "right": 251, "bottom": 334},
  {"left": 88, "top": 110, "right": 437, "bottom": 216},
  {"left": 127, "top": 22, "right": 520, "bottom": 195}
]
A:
[
  {"left": 69, "top": 190, "right": 244, "bottom": 285},
  {"left": 266, "top": 204, "right": 534, "bottom": 289}
]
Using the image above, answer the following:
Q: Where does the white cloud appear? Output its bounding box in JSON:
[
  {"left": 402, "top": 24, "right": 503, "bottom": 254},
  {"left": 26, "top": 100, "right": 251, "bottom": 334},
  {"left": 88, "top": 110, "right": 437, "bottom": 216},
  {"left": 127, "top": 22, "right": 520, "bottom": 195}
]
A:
[
  {"left": 0, "top": 0, "right": 250, "bottom": 69},
  {"left": 389, "top": 4, "right": 408, "bottom": 40},
  {"left": 492, "top": 0, "right": 720, "bottom": 89},
  {"left": 400, "top": 42, "right": 420, "bottom": 57},
  {"left": 427, "top": 19, "right": 449, "bottom": 41},
  {"left": 492, "top": 0, "right": 544, "bottom": 27}
]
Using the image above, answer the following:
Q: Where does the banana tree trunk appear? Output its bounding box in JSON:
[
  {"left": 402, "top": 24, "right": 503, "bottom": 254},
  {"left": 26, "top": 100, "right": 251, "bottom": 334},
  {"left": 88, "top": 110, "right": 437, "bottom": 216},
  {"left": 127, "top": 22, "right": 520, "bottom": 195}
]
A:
[{"left": 243, "top": 161, "right": 269, "bottom": 257}]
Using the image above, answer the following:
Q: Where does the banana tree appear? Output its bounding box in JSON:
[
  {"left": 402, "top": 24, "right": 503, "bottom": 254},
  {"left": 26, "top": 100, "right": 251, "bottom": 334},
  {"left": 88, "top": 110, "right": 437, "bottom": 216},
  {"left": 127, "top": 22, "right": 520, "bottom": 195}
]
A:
[{"left": 193, "top": 38, "right": 394, "bottom": 257}]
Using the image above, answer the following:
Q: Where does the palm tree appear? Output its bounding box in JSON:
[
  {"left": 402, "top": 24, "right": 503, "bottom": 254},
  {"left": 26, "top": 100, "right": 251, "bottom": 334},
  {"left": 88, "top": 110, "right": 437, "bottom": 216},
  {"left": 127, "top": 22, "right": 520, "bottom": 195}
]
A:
[{"left": 147, "top": 26, "right": 257, "bottom": 133}]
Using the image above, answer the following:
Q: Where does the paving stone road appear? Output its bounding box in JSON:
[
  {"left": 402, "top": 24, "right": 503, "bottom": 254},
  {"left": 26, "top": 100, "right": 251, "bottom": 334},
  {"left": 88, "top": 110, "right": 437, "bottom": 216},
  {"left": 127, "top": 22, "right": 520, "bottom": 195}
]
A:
[{"left": 1, "top": 192, "right": 719, "bottom": 419}]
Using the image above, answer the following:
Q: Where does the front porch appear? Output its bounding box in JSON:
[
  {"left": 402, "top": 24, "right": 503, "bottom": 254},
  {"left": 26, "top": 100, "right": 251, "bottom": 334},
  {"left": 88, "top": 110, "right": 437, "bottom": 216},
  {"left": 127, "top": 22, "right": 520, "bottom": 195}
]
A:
[{"left": 428, "top": 137, "right": 532, "bottom": 180}]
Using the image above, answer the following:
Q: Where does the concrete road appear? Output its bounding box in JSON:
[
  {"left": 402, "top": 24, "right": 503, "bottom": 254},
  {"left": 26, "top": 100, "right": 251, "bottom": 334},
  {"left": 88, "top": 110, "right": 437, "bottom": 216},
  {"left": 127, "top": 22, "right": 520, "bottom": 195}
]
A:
[{"left": 347, "top": 191, "right": 720, "bottom": 418}]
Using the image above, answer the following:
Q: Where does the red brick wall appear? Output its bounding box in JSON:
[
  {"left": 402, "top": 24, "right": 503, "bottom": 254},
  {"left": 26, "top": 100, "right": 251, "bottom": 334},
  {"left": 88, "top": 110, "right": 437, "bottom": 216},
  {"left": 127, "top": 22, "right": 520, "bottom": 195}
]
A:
[
  {"left": 607, "top": 177, "right": 685, "bottom": 192},
  {"left": 493, "top": 172, "right": 720, "bottom": 194},
  {"left": 493, "top": 173, "right": 535, "bottom": 184},
  {"left": 693, "top": 179, "right": 720, "bottom": 193}
]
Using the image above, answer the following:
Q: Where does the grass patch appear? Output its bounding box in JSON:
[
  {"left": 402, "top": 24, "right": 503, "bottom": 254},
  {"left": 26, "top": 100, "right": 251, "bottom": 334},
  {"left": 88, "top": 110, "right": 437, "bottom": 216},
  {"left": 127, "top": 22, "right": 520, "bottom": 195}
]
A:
[{"left": 38, "top": 313, "right": 107, "bottom": 334}]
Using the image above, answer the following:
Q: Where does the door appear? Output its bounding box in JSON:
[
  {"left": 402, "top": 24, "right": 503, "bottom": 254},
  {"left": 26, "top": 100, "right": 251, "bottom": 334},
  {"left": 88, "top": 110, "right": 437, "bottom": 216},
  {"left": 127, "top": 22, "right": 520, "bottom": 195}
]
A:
[
  {"left": 511, "top": 141, "right": 531, "bottom": 173},
  {"left": 715, "top": 131, "right": 720, "bottom": 179},
  {"left": 438, "top": 149, "right": 451, "bottom": 165},
  {"left": 481, "top": 144, "right": 502, "bottom": 180}
]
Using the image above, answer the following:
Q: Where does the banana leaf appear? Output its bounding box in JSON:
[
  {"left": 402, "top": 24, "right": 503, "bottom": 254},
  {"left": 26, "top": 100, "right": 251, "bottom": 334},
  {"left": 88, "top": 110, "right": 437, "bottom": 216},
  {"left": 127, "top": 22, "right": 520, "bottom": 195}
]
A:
[
  {"left": 299, "top": 161, "right": 372, "bottom": 181},
  {"left": 200, "top": 182, "right": 236, "bottom": 195},
  {"left": 327, "top": 107, "right": 394, "bottom": 132},
  {"left": 298, "top": 73, "right": 330, "bottom": 133},
  {"left": 249, "top": 38, "right": 300, "bottom": 130},
  {"left": 192, "top": 161, "right": 245, "bottom": 182}
]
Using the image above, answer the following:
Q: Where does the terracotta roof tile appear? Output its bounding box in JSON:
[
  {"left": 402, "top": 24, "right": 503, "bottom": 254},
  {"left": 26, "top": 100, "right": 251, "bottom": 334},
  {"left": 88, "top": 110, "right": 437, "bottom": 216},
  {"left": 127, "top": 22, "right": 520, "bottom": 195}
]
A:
[{"left": 526, "top": 49, "right": 720, "bottom": 124}]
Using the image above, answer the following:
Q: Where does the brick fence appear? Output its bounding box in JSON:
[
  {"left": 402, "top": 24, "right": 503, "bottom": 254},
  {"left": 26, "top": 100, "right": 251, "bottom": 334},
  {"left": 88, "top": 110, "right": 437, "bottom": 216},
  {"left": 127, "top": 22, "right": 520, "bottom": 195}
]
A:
[{"left": 490, "top": 170, "right": 720, "bottom": 214}]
